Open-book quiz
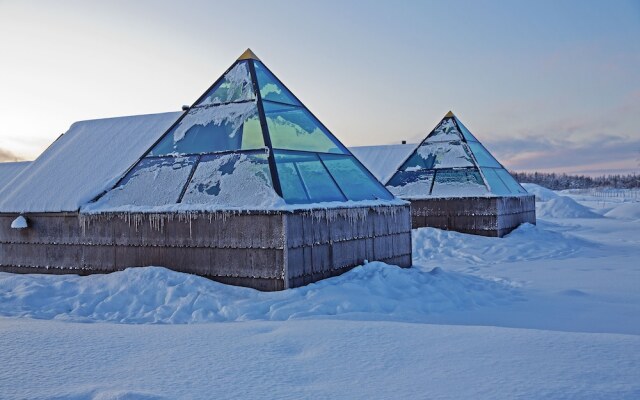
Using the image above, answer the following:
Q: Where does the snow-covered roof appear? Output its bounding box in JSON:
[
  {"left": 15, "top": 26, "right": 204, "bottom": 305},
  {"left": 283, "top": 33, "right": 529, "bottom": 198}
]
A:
[
  {"left": 0, "top": 112, "right": 182, "bottom": 213},
  {"left": 349, "top": 144, "right": 416, "bottom": 183},
  {"left": 0, "top": 161, "right": 31, "bottom": 191}
]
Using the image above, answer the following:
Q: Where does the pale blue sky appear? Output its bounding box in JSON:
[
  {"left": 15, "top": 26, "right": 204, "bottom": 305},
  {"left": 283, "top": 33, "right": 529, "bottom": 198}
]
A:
[{"left": 0, "top": 0, "right": 638, "bottom": 174}]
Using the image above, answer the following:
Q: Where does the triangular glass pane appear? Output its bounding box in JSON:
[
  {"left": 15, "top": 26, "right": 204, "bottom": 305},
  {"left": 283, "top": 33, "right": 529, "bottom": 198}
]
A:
[
  {"left": 196, "top": 61, "right": 255, "bottom": 106},
  {"left": 181, "top": 151, "right": 280, "bottom": 207},
  {"left": 424, "top": 117, "right": 463, "bottom": 143},
  {"left": 254, "top": 61, "right": 301, "bottom": 106},
  {"left": 149, "top": 102, "right": 265, "bottom": 156},
  {"left": 467, "top": 142, "right": 501, "bottom": 168},
  {"left": 454, "top": 117, "right": 479, "bottom": 142},
  {"left": 263, "top": 101, "right": 347, "bottom": 154},
  {"left": 319, "top": 154, "right": 393, "bottom": 201}
]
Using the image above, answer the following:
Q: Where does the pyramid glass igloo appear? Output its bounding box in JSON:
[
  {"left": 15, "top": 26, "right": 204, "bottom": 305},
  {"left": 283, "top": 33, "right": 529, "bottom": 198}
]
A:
[
  {"left": 385, "top": 111, "right": 535, "bottom": 237},
  {"left": 38, "top": 49, "right": 410, "bottom": 291},
  {"left": 387, "top": 111, "right": 528, "bottom": 198},
  {"left": 92, "top": 49, "right": 393, "bottom": 211}
]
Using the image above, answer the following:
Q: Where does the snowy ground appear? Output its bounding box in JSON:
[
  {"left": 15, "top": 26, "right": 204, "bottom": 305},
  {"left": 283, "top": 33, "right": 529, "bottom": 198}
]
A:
[{"left": 1, "top": 185, "right": 639, "bottom": 399}]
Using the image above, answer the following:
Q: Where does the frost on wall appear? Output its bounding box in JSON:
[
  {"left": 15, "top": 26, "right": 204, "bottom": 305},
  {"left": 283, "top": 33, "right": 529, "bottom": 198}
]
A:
[
  {"left": 182, "top": 153, "right": 284, "bottom": 208},
  {"left": 92, "top": 157, "right": 197, "bottom": 208},
  {"left": 198, "top": 62, "right": 255, "bottom": 106}
]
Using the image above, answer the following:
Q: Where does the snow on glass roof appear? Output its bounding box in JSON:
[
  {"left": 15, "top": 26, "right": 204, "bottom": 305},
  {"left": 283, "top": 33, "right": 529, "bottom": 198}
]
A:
[
  {"left": 85, "top": 49, "right": 394, "bottom": 212},
  {"left": 383, "top": 112, "right": 528, "bottom": 199}
]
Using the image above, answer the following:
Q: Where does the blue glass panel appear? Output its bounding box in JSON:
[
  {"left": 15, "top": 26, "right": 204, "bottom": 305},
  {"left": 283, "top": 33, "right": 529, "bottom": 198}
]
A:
[
  {"left": 319, "top": 154, "right": 393, "bottom": 201},
  {"left": 468, "top": 142, "right": 501, "bottom": 168},
  {"left": 431, "top": 168, "right": 488, "bottom": 197},
  {"left": 196, "top": 61, "right": 255, "bottom": 106},
  {"left": 98, "top": 156, "right": 197, "bottom": 207},
  {"left": 388, "top": 169, "right": 435, "bottom": 188},
  {"left": 454, "top": 117, "right": 479, "bottom": 143},
  {"left": 263, "top": 101, "right": 347, "bottom": 154},
  {"left": 254, "top": 61, "right": 301, "bottom": 105},
  {"left": 481, "top": 167, "right": 511, "bottom": 195},
  {"left": 400, "top": 152, "right": 428, "bottom": 171},
  {"left": 387, "top": 170, "right": 435, "bottom": 197},
  {"left": 496, "top": 169, "right": 527, "bottom": 194},
  {"left": 182, "top": 151, "right": 278, "bottom": 206},
  {"left": 274, "top": 151, "right": 345, "bottom": 203},
  {"left": 149, "top": 103, "right": 264, "bottom": 156}
]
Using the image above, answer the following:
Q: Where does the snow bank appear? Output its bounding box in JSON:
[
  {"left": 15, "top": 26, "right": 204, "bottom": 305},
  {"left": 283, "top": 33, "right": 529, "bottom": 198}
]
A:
[
  {"left": 537, "top": 196, "right": 601, "bottom": 218},
  {"left": 0, "top": 264, "right": 521, "bottom": 324},
  {"left": 412, "top": 223, "right": 593, "bottom": 265},
  {"left": 521, "top": 183, "right": 559, "bottom": 202},
  {"left": 605, "top": 202, "right": 640, "bottom": 220}
]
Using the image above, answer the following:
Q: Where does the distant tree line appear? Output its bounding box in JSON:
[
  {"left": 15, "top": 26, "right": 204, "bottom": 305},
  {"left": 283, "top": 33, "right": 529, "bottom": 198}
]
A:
[{"left": 511, "top": 171, "right": 640, "bottom": 190}]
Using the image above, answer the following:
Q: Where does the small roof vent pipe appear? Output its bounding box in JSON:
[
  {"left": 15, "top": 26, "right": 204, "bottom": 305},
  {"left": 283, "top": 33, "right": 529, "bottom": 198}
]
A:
[
  {"left": 401, "top": 140, "right": 407, "bottom": 144},
  {"left": 181, "top": 105, "right": 189, "bottom": 111}
]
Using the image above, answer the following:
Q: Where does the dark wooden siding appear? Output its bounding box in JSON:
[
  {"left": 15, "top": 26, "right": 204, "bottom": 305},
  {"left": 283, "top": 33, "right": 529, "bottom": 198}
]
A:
[
  {"left": 284, "top": 205, "right": 412, "bottom": 287},
  {"left": 0, "top": 205, "right": 413, "bottom": 291},
  {"left": 409, "top": 195, "right": 535, "bottom": 237}
]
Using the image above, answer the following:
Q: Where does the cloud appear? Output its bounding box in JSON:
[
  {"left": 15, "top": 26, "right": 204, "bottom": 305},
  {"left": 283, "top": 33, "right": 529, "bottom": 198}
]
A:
[
  {"left": 486, "top": 135, "right": 640, "bottom": 175},
  {"left": 0, "top": 147, "right": 22, "bottom": 162}
]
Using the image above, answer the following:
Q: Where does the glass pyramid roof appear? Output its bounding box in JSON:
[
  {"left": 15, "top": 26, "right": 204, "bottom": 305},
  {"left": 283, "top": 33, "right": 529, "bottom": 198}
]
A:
[
  {"left": 91, "top": 49, "right": 393, "bottom": 210},
  {"left": 387, "top": 112, "right": 528, "bottom": 198}
]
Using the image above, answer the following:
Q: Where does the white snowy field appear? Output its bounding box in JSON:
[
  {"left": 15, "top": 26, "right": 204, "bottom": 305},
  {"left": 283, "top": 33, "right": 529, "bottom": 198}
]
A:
[{"left": 1, "top": 185, "right": 639, "bottom": 399}]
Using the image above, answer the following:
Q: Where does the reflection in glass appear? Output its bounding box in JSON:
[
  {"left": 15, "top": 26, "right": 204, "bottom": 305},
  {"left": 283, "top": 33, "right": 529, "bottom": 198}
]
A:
[
  {"left": 263, "top": 101, "right": 346, "bottom": 154},
  {"left": 319, "top": 154, "right": 393, "bottom": 200},
  {"left": 480, "top": 167, "right": 511, "bottom": 195},
  {"left": 274, "top": 151, "right": 345, "bottom": 203},
  {"left": 467, "top": 142, "right": 501, "bottom": 168},
  {"left": 254, "top": 61, "right": 301, "bottom": 105},
  {"left": 149, "top": 103, "right": 264, "bottom": 156},
  {"left": 496, "top": 168, "right": 527, "bottom": 194}
]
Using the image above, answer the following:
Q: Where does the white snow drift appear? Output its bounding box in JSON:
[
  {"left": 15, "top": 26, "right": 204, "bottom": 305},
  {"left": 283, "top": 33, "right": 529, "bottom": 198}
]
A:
[{"left": 0, "top": 263, "right": 520, "bottom": 324}]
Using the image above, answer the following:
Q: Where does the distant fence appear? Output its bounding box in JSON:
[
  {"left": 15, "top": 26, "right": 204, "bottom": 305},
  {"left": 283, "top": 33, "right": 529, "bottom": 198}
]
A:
[{"left": 563, "top": 188, "right": 640, "bottom": 201}]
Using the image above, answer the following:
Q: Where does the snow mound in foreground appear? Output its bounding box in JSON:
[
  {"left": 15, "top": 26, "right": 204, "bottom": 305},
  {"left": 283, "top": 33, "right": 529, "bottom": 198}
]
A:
[
  {"left": 605, "top": 202, "right": 640, "bottom": 220},
  {"left": 521, "top": 183, "right": 559, "bottom": 202},
  {"left": 537, "top": 196, "right": 600, "bottom": 218},
  {"left": 0, "top": 264, "right": 520, "bottom": 324},
  {"left": 412, "top": 223, "right": 592, "bottom": 264}
]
